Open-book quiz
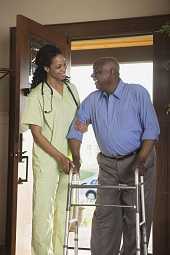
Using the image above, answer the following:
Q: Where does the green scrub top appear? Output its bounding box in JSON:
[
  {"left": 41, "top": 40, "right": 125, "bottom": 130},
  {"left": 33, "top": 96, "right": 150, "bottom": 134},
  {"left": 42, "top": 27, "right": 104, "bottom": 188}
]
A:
[{"left": 21, "top": 81, "right": 79, "bottom": 172}]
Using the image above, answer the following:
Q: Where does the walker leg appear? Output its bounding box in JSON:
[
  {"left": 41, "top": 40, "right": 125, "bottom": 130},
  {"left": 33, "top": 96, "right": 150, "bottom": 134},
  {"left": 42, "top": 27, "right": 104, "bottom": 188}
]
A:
[
  {"left": 140, "top": 175, "right": 148, "bottom": 255},
  {"left": 73, "top": 174, "right": 79, "bottom": 255},
  {"left": 74, "top": 222, "right": 79, "bottom": 255},
  {"left": 135, "top": 168, "right": 141, "bottom": 255},
  {"left": 63, "top": 171, "right": 73, "bottom": 255}
]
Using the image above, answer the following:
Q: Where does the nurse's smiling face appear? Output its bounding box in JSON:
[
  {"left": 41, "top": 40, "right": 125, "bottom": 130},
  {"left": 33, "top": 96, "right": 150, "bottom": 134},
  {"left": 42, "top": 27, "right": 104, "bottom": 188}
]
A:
[{"left": 45, "top": 54, "right": 67, "bottom": 82}]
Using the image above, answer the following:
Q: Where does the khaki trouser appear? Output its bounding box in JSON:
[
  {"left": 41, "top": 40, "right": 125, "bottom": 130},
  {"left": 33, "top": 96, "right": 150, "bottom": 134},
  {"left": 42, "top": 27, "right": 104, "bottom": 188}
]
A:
[{"left": 91, "top": 150, "right": 156, "bottom": 255}]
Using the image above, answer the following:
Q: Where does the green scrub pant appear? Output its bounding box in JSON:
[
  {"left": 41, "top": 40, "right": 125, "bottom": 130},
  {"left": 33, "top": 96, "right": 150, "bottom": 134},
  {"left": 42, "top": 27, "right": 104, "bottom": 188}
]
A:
[{"left": 32, "top": 165, "right": 68, "bottom": 255}]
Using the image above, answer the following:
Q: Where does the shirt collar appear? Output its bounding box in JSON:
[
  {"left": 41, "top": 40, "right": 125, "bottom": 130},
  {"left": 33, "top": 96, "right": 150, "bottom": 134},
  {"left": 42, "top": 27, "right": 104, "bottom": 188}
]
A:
[
  {"left": 102, "top": 79, "right": 125, "bottom": 99},
  {"left": 113, "top": 79, "right": 125, "bottom": 99}
]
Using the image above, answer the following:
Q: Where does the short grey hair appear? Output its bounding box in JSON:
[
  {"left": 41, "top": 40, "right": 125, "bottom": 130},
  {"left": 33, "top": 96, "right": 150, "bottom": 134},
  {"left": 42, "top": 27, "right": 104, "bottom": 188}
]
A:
[{"left": 93, "top": 57, "right": 119, "bottom": 75}]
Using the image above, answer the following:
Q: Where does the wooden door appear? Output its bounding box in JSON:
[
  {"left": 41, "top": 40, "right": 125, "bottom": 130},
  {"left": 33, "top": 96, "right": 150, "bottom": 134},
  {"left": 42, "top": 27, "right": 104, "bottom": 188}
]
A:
[
  {"left": 153, "top": 31, "right": 170, "bottom": 255},
  {"left": 7, "top": 15, "right": 70, "bottom": 255}
]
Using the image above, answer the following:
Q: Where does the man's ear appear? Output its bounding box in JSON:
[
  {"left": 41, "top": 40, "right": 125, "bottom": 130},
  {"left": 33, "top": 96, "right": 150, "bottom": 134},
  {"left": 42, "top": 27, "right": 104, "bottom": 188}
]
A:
[
  {"left": 44, "top": 66, "right": 49, "bottom": 73},
  {"left": 111, "top": 68, "right": 118, "bottom": 78},
  {"left": 111, "top": 68, "right": 115, "bottom": 76}
]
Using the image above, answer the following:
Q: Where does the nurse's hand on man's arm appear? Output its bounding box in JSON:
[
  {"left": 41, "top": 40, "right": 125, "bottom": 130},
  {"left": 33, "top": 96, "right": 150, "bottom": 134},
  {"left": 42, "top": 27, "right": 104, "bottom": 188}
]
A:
[{"left": 74, "top": 119, "right": 89, "bottom": 133}]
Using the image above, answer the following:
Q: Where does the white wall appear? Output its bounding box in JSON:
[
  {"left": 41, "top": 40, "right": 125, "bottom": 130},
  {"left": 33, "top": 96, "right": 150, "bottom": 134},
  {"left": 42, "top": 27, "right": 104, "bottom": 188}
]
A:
[{"left": 0, "top": 0, "right": 170, "bottom": 245}]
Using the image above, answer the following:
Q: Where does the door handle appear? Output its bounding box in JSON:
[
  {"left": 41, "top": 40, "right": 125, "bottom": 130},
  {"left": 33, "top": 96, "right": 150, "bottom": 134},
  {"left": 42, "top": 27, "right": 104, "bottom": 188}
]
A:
[
  {"left": 165, "top": 104, "right": 170, "bottom": 115},
  {"left": 18, "top": 151, "right": 29, "bottom": 184}
]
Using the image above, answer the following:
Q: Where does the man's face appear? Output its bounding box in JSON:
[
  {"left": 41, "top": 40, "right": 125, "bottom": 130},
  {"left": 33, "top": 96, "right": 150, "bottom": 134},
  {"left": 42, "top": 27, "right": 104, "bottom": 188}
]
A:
[{"left": 91, "top": 63, "right": 116, "bottom": 91}]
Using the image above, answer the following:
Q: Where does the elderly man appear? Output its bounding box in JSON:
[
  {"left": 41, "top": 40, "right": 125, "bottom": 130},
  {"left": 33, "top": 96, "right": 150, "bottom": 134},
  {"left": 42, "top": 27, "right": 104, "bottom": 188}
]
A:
[{"left": 67, "top": 57, "right": 160, "bottom": 255}]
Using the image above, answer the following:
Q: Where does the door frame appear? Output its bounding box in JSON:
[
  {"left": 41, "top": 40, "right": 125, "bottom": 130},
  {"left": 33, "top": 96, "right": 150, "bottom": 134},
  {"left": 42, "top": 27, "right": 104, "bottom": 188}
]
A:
[
  {"left": 45, "top": 14, "right": 170, "bottom": 40},
  {"left": 7, "top": 14, "right": 170, "bottom": 255}
]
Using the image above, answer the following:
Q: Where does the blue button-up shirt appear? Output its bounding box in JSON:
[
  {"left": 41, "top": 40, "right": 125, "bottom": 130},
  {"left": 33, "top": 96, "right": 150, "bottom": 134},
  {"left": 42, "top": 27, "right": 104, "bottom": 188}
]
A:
[{"left": 67, "top": 79, "right": 160, "bottom": 156}]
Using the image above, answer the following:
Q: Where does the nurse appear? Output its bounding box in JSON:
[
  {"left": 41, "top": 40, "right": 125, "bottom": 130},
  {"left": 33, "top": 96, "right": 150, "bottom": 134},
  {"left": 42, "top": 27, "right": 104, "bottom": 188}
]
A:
[{"left": 21, "top": 44, "right": 79, "bottom": 255}]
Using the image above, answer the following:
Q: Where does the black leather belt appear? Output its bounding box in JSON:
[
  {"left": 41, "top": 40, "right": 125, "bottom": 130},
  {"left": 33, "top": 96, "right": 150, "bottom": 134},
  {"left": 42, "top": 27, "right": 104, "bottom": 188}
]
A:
[{"left": 101, "top": 149, "right": 140, "bottom": 161}]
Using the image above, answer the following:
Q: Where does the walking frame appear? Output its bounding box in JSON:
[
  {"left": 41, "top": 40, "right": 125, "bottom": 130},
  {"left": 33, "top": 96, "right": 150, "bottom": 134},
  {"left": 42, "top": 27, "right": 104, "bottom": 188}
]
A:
[{"left": 63, "top": 168, "right": 148, "bottom": 255}]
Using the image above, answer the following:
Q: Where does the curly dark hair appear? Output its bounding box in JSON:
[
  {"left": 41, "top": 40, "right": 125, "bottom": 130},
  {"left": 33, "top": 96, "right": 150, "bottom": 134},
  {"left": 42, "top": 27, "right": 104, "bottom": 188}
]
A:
[{"left": 31, "top": 44, "right": 62, "bottom": 88}]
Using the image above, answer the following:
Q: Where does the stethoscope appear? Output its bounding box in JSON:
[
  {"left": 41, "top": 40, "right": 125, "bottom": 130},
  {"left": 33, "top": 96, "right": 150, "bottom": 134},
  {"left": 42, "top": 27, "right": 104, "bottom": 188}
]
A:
[
  {"left": 41, "top": 79, "right": 78, "bottom": 114},
  {"left": 41, "top": 81, "right": 53, "bottom": 113}
]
